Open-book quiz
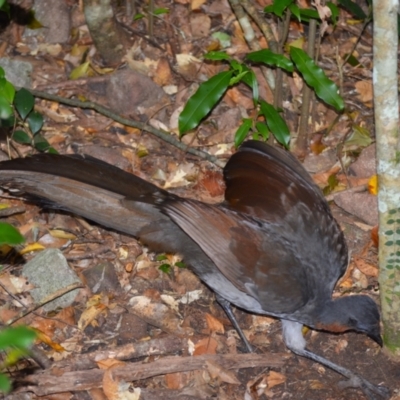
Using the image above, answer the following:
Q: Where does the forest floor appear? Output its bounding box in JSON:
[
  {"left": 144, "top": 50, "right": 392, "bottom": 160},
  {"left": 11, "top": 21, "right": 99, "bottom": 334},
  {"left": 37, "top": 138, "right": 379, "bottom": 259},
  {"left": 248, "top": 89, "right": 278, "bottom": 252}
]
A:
[{"left": 0, "top": 0, "right": 399, "bottom": 399}]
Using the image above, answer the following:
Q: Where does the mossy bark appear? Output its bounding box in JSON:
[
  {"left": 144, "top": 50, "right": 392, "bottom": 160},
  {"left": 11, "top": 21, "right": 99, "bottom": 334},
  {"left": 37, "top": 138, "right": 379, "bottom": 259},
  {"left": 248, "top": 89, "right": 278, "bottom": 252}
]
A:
[
  {"left": 373, "top": 0, "right": 400, "bottom": 356},
  {"left": 83, "top": 0, "right": 131, "bottom": 66}
]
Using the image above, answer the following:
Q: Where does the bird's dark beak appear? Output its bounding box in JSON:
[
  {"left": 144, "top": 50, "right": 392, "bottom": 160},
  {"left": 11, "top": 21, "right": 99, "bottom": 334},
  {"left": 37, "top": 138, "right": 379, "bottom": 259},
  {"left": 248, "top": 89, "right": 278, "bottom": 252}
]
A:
[{"left": 369, "top": 332, "right": 383, "bottom": 347}]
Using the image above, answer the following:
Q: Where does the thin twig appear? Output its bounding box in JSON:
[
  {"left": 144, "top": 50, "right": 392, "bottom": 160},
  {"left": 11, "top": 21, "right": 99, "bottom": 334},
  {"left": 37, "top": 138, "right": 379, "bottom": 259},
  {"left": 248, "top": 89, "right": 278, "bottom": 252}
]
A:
[
  {"left": 325, "top": 184, "right": 367, "bottom": 202},
  {"left": 7, "top": 282, "right": 84, "bottom": 325},
  {"left": 295, "top": 18, "right": 317, "bottom": 156},
  {"left": 27, "top": 89, "right": 226, "bottom": 168},
  {"left": 0, "top": 206, "right": 26, "bottom": 217},
  {"left": 229, "top": 0, "right": 275, "bottom": 89}
]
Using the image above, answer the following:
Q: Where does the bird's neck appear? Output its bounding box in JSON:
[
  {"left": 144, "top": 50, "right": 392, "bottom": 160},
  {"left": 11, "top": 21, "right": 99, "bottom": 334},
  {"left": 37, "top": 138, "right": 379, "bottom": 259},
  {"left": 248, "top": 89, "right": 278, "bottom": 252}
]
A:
[{"left": 311, "top": 297, "right": 352, "bottom": 333}]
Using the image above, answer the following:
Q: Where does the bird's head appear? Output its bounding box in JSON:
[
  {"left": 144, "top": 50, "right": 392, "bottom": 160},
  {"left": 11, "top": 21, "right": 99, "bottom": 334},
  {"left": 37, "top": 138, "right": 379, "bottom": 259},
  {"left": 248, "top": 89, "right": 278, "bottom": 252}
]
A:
[{"left": 316, "top": 295, "right": 382, "bottom": 346}]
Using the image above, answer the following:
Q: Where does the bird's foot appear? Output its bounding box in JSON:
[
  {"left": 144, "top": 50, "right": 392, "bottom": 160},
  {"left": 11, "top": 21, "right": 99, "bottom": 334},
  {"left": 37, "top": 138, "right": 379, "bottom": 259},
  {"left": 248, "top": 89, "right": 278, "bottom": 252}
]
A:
[{"left": 338, "top": 375, "right": 390, "bottom": 400}]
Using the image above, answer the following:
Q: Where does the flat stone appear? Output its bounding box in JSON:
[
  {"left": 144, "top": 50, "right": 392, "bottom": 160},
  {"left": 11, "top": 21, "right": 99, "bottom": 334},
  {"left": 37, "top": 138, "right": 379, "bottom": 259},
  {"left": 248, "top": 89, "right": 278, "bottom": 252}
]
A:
[
  {"left": 25, "top": 0, "right": 71, "bottom": 44},
  {"left": 349, "top": 144, "right": 376, "bottom": 178},
  {"left": 22, "top": 249, "right": 81, "bottom": 312},
  {"left": 82, "top": 262, "right": 121, "bottom": 294},
  {"left": 0, "top": 58, "right": 32, "bottom": 88},
  {"left": 334, "top": 191, "right": 378, "bottom": 226}
]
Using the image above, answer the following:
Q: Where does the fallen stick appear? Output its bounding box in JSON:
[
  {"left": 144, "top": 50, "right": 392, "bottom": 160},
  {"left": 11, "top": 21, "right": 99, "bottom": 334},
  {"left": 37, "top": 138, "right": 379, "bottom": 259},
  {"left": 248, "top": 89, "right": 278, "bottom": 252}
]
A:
[{"left": 22, "top": 352, "right": 288, "bottom": 396}]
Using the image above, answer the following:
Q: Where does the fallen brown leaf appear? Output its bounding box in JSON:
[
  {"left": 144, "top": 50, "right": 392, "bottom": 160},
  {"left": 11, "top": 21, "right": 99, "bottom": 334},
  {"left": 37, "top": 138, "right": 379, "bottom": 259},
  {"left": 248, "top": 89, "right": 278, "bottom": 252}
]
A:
[
  {"left": 194, "top": 337, "right": 218, "bottom": 355},
  {"left": 267, "top": 370, "right": 286, "bottom": 388},
  {"left": 355, "top": 80, "right": 373, "bottom": 103},
  {"left": 206, "top": 360, "right": 240, "bottom": 384},
  {"left": 205, "top": 313, "right": 225, "bottom": 334},
  {"left": 353, "top": 257, "right": 378, "bottom": 277},
  {"left": 165, "top": 371, "right": 188, "bottom": 390}
]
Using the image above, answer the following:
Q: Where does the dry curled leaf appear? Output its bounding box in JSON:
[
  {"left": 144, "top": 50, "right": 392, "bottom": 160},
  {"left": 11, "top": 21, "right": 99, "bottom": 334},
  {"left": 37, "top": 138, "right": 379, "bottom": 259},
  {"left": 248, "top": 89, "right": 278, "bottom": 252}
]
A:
[
  {"left": 266, "top": 370, "right": 286, "bottom": 389},
  {"left": 355, "top": 80, "right": 373, "bottom": 104},
  {"left": 206, "top": 360, "right": 240, "bottom": 384},
  {"left": 205, "top": 313, "right": 225, "bottom": 334},
  {"left": 102, "top": 360, "right": 141, "bottom": 400},
  {"left": 193, "top": 337, "right": 218, "bottom": 355},
  {"left": 129, "top": 296, "right": 193, "bottom": 336},
  {"left": 78, "top": 294, "right": 109, "bottom": 330},
  {"left": 335, "top": 339, "right": 348, "bottom": 354},
  {"left": 353, "top": 257, "right": 379, "bottom": 277}
]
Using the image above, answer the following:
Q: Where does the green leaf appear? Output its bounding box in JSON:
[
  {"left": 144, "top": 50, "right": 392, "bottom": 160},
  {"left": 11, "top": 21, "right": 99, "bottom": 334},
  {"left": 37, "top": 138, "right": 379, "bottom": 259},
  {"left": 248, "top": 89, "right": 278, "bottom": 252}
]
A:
[
  {"left": 179, "top": 70, "right": 233, "bottom": 135},
  {"left": 12, "top": 130, "right": 31, "bottom": 144},
  {"left": 14, "top": 88, "right": 34, "bottom": 120},
  {"left": 288, "top": 4, "right": 301, "bottom": 21},
  {"left": 246, "top": 49, "right": 294, "bottom": 72},
  {"left": 337, "top": 0, "right": 367, "bottom": 19},
  {"left": 0, "top": 0, "right": 11, "bottom": 19},
  {"left": 153, "top": 8, "right": 169, "bottom": 15},
  {"left": 211, "top": 32, "right": 231, "bottom": 48},
  {"left": 27, "top": 10, "right": 44, "bottom": 29},
  {"left": 156, "top": 254, "right": 168, "bottom": 261},
  {"left": 327, "top": 2, "right": 339, "bottom": 26},
  {"left": 159, "top": 263, "right": 171, "bottom": 274},
  {"left": 264, "top": 5, "right": 274, "bottom": 14},
  {"left": 0, "top": 96, "right": 12, "bottom": 119},
  {"left": 0, "top": 114, "right": 14, "bottom": 127},
  {"left": 272, "top": 0, "right": 294, "bottom": 17},
  {"left": 228, "top": 60, "right": 249, "bottom": 86},
  {"left": 343, "top": 125, "right": 372, "bottom": 149},
  {"left": 234, "top": 118, "right": 253, "bottom": 148},
  {"left": 298, "top": 8, "right": 321, "bottom": 21},
  {"left": 0, "top": 1, "right": 9, "bottom": 17},
  {"left": 0, "top": 78, "right": 15, "bottom": 104},
  {"left": 133, "top": 13, "right": 145, "bottom": 20},
  {"left": 290, "top": 47, "right": 344, "bottom": 111},
  {"left": 0, "top": 222, "right": 25, "bottom": 245},
  {"left": 27, "top": 111, "right": 44, "bottom": 135},
  {"left": 174, "top": 261, "right": 186, "bottom": 268},
  {"left": 33, "top": 134, "right": 51, "bottom": 151},
  {"left": 259, "top": 100, "right": 290, "bottom": 147},
  {"left": 239, "top": 67, "right": 258, "bottom": 103},
  {"left": 229, "top": 59, "right": 243, "bottom": 74},
  {"left": 344, "top": 53, "right": 363, "bottom": 67},
  {"left": 255, "top": 121, "right": 270, "bottom": 140},
  {"left": 4, "top": 347, "right": 30, "bottom": 366},
  {"left": 0, "top": 326, "right": 36, "bottom": 351},
  {"left": 69, "top": 61, "right": 90, "bottom": 80},
  {"left": 46, "top": 146, "right": 58, "bottom": 154},
  {"left": 229, "top": 71, "right": 248, "bottom": 86},
  {"left": 0, "top": 373, "right": 11, "bottom": 394},
  {"left": 204, "top": 51, "right": 231, "bottom": 61}
]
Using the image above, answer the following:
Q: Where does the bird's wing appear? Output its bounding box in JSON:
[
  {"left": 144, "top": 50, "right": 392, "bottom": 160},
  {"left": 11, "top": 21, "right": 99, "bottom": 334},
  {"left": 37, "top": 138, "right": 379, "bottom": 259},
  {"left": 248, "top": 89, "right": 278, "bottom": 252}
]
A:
[
  {"left": 0, "top": 154, "right": 184, "bottom": 252},
  {"left": 223, "top": 141, "right": 348, "bottom": 284},
  {"left": 224, "top": 140, "right": 330, "bottom": 221},
  {"left": 0, "top": 154, "right": 250, "bottom": 300},
  {"left": 0, "top": 153, "right": 166, "bottom": 199},
  {"left": 163, "top": 198, "right": 308, "bottom": 314}
]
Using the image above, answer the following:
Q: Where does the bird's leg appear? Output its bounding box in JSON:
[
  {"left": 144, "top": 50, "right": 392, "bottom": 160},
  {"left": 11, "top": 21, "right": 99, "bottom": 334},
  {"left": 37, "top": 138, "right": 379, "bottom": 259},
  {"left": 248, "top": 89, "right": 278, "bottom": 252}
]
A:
[
  {"left": 281, "top": 320, "right": 390, "bottom": 400},
  {"left": 216, "top": 294, "right": 253, "bottom": 352}
]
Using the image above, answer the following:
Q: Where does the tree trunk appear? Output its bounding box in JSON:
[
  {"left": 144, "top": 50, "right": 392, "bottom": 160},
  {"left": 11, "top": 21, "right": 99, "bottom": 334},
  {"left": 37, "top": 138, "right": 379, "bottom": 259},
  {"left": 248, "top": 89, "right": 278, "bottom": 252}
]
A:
[
  {"left": 373, "top": 0, "right": 400, "bottom": 355},
  {"left": 83, "top": 0, "right": 131, "bottom": 66}
]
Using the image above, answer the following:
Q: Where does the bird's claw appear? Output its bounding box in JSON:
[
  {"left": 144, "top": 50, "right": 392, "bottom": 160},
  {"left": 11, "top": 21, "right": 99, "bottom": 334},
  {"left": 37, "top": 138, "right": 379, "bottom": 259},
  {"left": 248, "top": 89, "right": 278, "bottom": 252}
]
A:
[{"left": 338, "top": 375, "right": 390, "bottom": 400}]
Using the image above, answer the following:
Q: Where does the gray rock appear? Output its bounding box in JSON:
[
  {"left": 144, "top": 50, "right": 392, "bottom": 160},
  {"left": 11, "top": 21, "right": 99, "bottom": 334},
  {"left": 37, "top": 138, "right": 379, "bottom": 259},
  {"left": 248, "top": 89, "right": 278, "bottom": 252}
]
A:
[
  {"left": 22, "top": 249, "right": 81, "bottom": 312},
  {"left": 82, "top": 262, "right": 121, "bottom": 294},
  {"left": 303, "top": 149, "right": 337, "bottom": 174},
  {"left": 0, "top": 58, "right": 32, "bottom": 88},
  {"left": 334, "top": 192, "right": 378, "bottom": 226},
  {"left": 96, "top": 69, "right": 169, "bottom": 118},
  {"left": 349, "top": 144, "right": 376, "bottom": 178},
  {"left": 24, "top": 0, "right": 71, "bottom": 44}
]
